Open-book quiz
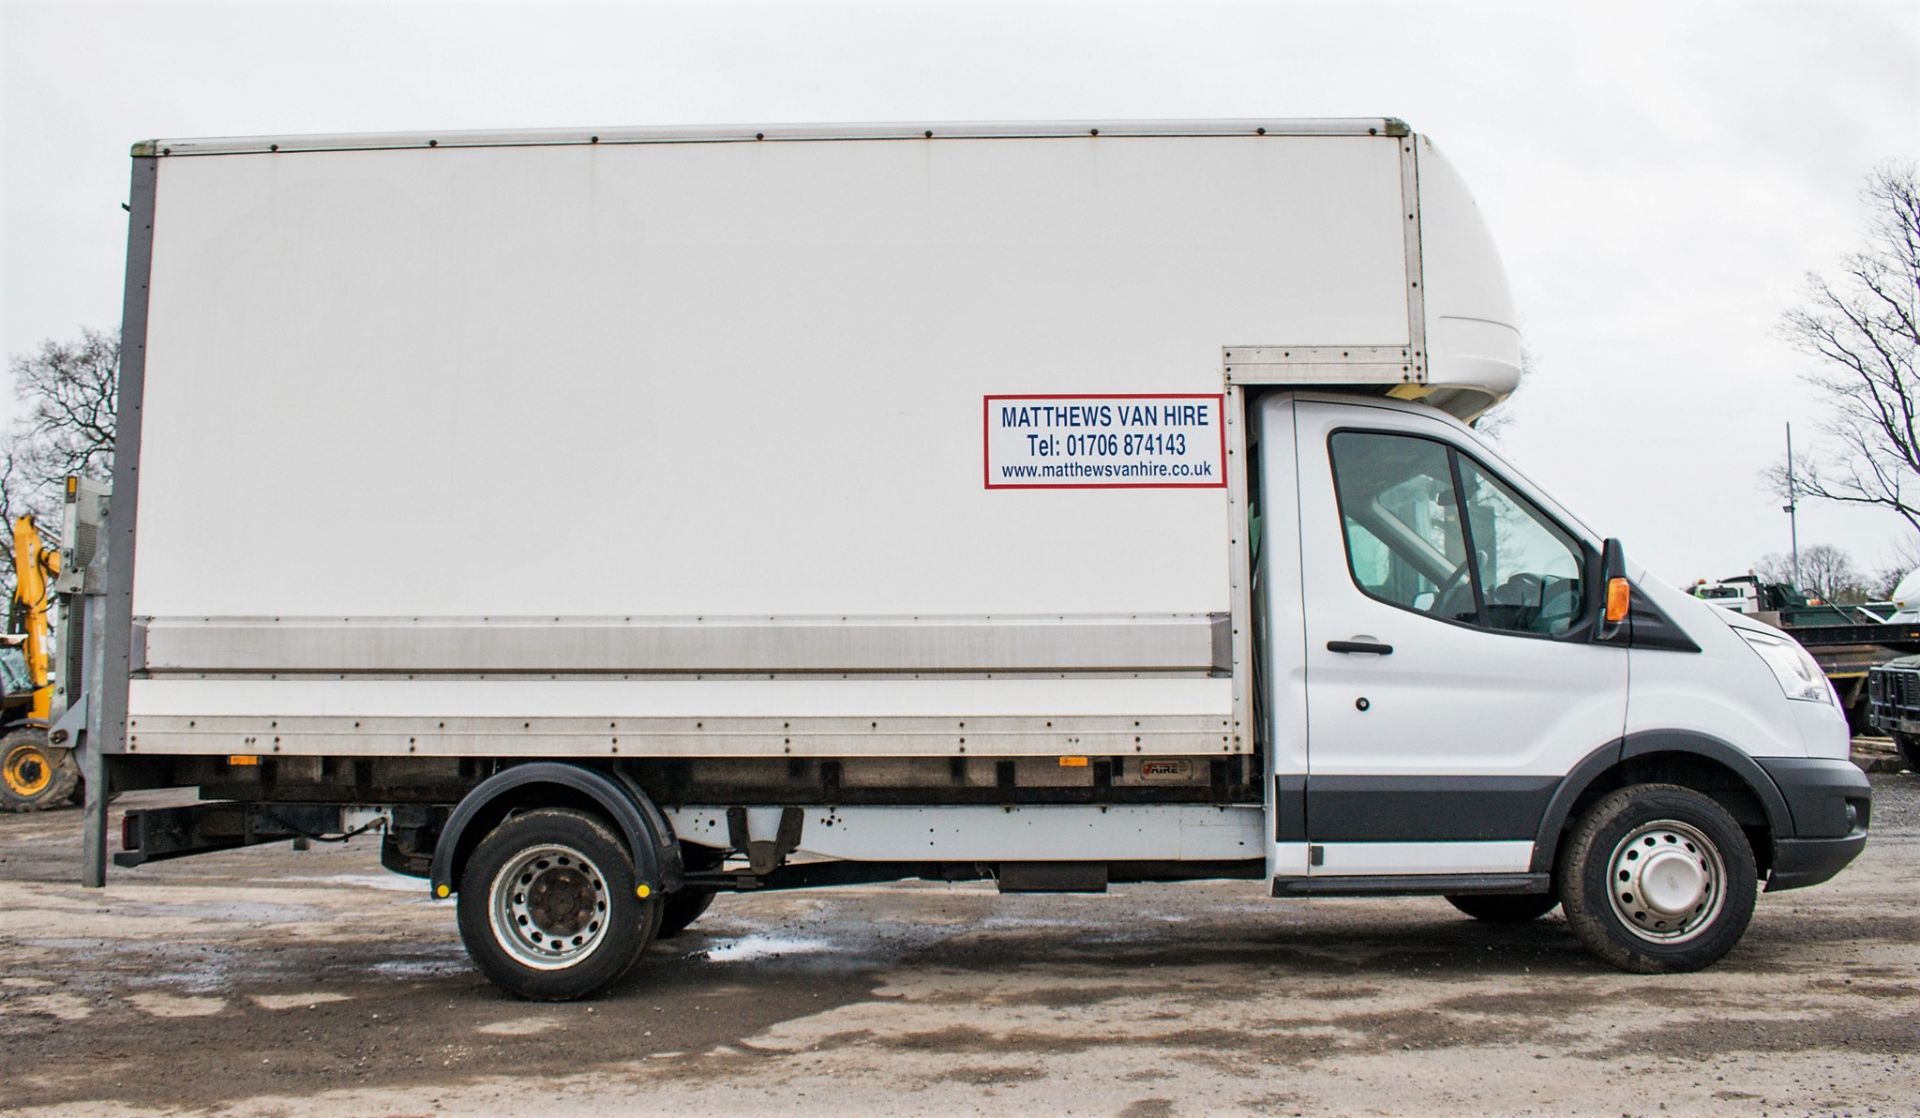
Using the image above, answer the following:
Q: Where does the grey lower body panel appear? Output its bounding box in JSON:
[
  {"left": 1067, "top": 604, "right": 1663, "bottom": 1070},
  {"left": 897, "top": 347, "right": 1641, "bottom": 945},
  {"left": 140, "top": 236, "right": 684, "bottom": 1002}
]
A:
[
  {"left": 1271, "top": 872, "right": 1550, "bottom": 897},
  {"left": 1303, "top": 775, "right": 1560, "bottom": 842}
]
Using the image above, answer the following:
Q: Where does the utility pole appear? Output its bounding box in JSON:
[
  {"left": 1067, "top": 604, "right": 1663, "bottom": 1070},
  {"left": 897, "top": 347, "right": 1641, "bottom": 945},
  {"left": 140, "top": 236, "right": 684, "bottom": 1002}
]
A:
[{"left": 1784, "top": 422, "right": 1802, "bottom": 590}]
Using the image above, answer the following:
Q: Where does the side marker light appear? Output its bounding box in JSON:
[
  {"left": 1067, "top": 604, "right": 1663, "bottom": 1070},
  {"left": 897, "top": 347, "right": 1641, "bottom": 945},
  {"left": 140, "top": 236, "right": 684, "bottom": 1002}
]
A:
[{"left": 1605, "top": 578, "right": 1631, "bottom": 624}]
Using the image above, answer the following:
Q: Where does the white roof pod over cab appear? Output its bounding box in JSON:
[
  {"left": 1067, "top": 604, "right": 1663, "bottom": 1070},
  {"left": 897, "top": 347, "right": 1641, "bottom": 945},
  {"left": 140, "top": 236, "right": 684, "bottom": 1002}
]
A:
[
  {"left": 1224, "top": 134, "right": 1521, "bottom": 422},
  {"left": 1411, "top": 139, "right": 1523, "bottom": 418}
]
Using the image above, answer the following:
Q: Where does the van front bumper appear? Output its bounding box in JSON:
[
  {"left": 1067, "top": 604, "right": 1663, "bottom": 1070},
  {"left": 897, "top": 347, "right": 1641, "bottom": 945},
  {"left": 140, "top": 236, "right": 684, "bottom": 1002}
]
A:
[{"left": 1755, "top": 757, "right": 1872, "bottom": 892}]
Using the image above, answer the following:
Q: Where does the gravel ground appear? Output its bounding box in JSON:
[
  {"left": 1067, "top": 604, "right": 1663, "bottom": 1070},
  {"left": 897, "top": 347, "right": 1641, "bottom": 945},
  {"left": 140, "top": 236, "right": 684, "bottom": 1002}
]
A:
[{"left": 0, "top": 775, "right": 1913, "bottom": 1117}]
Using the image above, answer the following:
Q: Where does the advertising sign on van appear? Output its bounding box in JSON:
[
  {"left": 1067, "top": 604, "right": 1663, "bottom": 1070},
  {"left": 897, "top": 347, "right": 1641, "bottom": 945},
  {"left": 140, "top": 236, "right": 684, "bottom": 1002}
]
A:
[{"left": 983, "top": 393, "right": 1228, "bottom": 489}]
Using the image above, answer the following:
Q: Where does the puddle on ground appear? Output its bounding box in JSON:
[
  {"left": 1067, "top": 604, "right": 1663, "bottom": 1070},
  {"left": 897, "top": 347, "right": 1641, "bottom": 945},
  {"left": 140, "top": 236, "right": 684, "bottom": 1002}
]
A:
[
  {"left": 701, "top": 934, "right": 834, "bottom": 962},
  {"left": 364, "top": 957, "right": 469, "bottom": 979},
  {"left": 275, "top": 874, "right": 433, "bottom": 895}
]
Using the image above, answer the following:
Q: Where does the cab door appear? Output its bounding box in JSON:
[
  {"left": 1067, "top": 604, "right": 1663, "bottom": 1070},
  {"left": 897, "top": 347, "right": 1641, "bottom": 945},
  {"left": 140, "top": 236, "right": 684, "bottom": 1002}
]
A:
[{"left": 1293, "top": 399, "right": 1628, "bottom": 879}]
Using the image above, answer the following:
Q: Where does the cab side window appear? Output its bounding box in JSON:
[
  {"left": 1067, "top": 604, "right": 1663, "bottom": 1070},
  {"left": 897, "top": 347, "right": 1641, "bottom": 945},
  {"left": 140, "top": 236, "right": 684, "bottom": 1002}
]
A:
[
  {"left": 1330, "top": 431, "right": 1586, "bottom": 637},
  {"left": 1456, "top": 457, "right": 1585, "bottom": 636},
  {"left": 1330, "top": 432, "right": 1479, "bottom": 625}
]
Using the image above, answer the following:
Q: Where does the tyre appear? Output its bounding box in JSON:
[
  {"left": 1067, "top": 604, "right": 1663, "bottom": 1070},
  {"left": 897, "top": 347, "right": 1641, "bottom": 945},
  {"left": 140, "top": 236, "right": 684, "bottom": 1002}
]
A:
[
  {"left": 655, "top": 891, "right": 716, "bottom": 940},
  {"left": 1557, "top": 784, "right": 1757, "bottom": 973},
  {"left": 1, "top": 727, "right": 79, "bottom": 812},
  {"left": 1894, "top": 733, "right": 1920, "bottom": 772},
  {"left": 1445, "top": 892, "right": 1560, "bottom": 923},
  {"left": 456, "top": 808, "right": 656, "bottom": 1000}
]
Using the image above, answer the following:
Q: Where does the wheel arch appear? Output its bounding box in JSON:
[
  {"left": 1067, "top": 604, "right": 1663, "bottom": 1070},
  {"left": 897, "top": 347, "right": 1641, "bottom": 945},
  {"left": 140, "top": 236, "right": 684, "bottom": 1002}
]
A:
[
  {"left": 428, "top": 763, "right": 682, "bottom": 899},
  {"left": 1531, "top": 731, "right": 1792, "bottom": 877}
]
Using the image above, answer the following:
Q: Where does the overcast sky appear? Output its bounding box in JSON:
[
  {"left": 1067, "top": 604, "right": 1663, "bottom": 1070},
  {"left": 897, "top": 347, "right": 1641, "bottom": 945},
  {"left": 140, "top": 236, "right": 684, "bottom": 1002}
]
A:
[{"left": 3, "top": 0, "right": 1916, "bottom": 584}]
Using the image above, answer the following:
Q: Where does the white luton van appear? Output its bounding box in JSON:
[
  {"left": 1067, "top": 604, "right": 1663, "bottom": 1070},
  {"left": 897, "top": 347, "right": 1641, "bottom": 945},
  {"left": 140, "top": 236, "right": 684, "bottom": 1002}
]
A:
[{"left": 86, "top": 119, "right": 1869, "bottom": 1000}]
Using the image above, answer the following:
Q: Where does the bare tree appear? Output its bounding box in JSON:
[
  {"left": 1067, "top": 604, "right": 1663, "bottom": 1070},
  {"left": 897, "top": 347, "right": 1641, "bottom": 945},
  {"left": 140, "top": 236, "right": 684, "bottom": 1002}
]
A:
[
  {"left": 1752, "top": 544, "right": 1869, "bottom": 602},
  {"left": 1802, "top": 544, "right": 1870, "bottom": 602},
  {"left": 9, "top": 327, "right": 119, "bottom": 492},
  {"left": 1868, "top": 535, "right": 1920, "bottom": 599},
  {"left": 1772, "top": 163, "right": 1920, "bottom": 535},
  {"left": 1750, "top": 553, "right": 1794, "bottom": 586},
  {"left": 1, "top": 327, "right": 121, "bottom": 602}
]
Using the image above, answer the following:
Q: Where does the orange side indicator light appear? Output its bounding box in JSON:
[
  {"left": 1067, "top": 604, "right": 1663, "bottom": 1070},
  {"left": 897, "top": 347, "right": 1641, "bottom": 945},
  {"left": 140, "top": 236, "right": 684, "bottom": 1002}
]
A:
[
  {"left": 1605, "top": 578, "right": 1632, "bottom": 624},
  {"left": 1058, "top": 756, "right": 1090, "bottom": 768},
  {"left": 227, "top": 755, "right": 261, "bottom": 766}
]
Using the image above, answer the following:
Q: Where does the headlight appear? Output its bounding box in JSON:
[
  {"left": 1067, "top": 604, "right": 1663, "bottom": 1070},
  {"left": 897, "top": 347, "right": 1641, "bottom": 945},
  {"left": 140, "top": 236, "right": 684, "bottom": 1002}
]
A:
[{"left": 1738, "top": 629, "right": 1834, "bottom": 704}]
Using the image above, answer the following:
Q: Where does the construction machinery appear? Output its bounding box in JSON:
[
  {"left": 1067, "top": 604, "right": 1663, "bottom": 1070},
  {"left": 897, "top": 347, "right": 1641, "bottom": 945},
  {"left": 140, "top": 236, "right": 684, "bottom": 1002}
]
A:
[{"left": 1, "top": 479, "right": 108, "bottom": 810}]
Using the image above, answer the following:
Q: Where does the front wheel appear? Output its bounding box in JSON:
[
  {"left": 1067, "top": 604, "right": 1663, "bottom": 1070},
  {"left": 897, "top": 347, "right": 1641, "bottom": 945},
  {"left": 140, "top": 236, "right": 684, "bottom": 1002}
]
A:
[
  {"left": 456, "top": 808, "right": 656, "bottom": 1000},
  {"left": 1894, "top": 733, "right": 1920, "bottom": 772},
  {"left": 1557, "top": 784, "right": 1757, "bottom": 973},
  {"left": 1445, "top": 892, "right": 1560, "bottom": 923},
  {"left": 1, "top": 727, "right": 79, "bottom": 812}
]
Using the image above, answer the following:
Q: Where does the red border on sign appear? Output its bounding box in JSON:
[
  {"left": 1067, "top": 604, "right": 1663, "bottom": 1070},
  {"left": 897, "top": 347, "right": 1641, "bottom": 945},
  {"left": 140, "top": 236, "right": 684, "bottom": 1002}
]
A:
[{"left": 983, "top": 393, "right": 1230, "bottom": 490}]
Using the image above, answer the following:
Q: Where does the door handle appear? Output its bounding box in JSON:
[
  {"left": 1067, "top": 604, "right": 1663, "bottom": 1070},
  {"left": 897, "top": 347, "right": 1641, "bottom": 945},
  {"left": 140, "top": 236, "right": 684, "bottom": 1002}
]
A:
[{"left": 1327, "top": 640, "right": 1393, "bottom": 656}]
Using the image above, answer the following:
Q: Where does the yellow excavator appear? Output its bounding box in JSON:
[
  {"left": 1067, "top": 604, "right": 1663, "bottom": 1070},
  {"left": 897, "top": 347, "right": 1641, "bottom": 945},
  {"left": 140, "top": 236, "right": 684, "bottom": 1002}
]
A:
[{"left": 0, "top": 512, "right": 78, "bottom": 811}]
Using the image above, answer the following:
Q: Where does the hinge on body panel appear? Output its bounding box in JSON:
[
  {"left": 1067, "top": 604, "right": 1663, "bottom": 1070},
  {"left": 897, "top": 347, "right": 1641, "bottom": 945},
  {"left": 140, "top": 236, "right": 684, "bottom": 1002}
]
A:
[{"left": 1222, "top": 345, "right": 1424, "bottom": 386}]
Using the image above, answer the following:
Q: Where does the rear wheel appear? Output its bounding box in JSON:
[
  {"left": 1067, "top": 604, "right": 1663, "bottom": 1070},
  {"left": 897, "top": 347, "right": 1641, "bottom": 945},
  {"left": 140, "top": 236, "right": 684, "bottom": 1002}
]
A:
[
  {"left": 456, "top": 808, "right": 656, "bottom": 1000},
  {"left": 1445, "top": 892, "right": 1560, "bottom": 923},
  {"left": 1557, "top": 784, "right": 1756, "bottom": 973},
  {"left": 657, "top": 844, "right": 723, "bottom": 940},
  {"left": 1, "top": 727, "right": 79, "bottom": 812},
  {"left": 655, "top": 891, "right": 716, "bottom": 940}
]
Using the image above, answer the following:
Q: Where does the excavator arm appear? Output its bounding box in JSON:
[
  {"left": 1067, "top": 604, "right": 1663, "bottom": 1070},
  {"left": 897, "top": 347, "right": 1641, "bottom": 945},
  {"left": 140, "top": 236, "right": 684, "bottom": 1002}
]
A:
[{"left": 10, "top": 514, "right": 60, "bottom": 721}]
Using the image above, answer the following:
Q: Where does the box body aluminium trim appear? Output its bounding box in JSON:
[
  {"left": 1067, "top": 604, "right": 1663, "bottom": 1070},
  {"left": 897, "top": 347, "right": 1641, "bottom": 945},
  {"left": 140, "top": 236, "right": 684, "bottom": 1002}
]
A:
[
  {"left": 134, "top": 117, "right": 1408, "bottom": 157},
  {"left": 134, "top": 613, "right": 1229, "bottom": 677}
]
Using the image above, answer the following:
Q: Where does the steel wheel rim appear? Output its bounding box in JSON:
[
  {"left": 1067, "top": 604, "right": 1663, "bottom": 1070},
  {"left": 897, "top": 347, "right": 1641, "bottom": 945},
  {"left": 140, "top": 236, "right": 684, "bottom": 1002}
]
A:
[
  {"left": 1606, "top": 818, "right": 1726, "bottom": 945},
  {"left": 3, "top": 744, "right": 50, "bottom": 797},
  {"left": 487, "top": 843, "right": 612, "bottom": 970}
]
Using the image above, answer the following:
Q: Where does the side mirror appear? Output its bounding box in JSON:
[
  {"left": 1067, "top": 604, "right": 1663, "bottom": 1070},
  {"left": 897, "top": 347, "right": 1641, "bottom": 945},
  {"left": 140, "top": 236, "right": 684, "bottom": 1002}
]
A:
[{"left": 1597, "top": 537, "right": 1629, "bottom": 641}]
